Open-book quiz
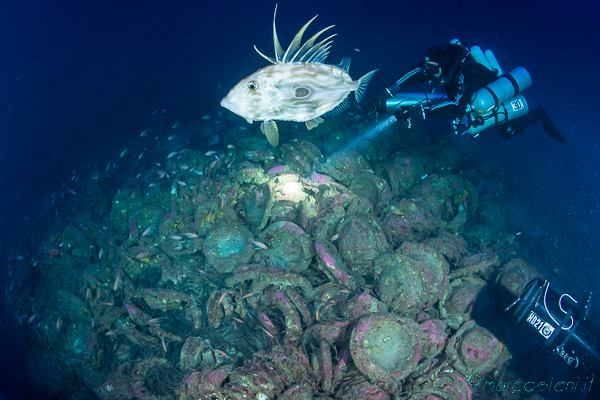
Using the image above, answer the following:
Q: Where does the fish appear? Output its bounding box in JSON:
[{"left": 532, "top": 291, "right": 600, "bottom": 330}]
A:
[
  {"left": 218, "top": 290, "right": 229, "bottom": 305},
  {"left": 215, "top": 349, "right": 229, "bottom": 357},
  {"left": 260, "top": 327, "right": 275, "bottom": 338},
  {"left": 252, "top": 241, "right": 268, "bottom": 250},
  {"left": 220, "top": 5, "right": 377, "bottom": 146}
]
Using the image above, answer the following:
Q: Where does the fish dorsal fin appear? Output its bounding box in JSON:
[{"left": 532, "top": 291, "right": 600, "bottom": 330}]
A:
[
  {"left": 338, "top": 57, "right": 351, "bottom": 72},
  {"left": 301, "top": 34, "right": 336, "bottom": 63},
  {"left": 323, "top": 97, "right": 351, "bottom": 117},
  {"left": 289, "top": 25, "right": 335, "bottom": 62},
  {"left": 355, "top": 69, "right": 378, "bottom": 103},
  {"left": 254, "top": 45, "right": 276, "bottom": 64},
  {"left": 255, "top": 6, "right": 338, "bottom": 65},
  {"left": 273, "top": 4, "right": 284, "bottom": 62},
  {"left": 261, "top": 120, "right": 280, "bottom": 146},
  {"left": 282, "top": 15, "right": 318, "bottom": 62},
  {"left": 305, "top": 116, "right": 324, "bottom": 130}
]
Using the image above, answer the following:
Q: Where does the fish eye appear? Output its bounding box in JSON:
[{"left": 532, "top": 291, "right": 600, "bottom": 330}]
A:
[{"left": 247, "top": 81, "right": 258, "bottom": 90}]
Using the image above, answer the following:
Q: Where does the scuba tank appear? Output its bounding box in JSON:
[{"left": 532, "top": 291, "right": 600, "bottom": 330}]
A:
[
  {"left": 484, "top": 49, "right": 503, "bottom": 75},
  {"left": 467, "top": 94, "right": 529, "bottom": 135},
  {"left": 470, "top": 45, "right": 503, "bottom": 74},
  {"left": 470, "top": 67, "right": 532, "bottom": 113}
]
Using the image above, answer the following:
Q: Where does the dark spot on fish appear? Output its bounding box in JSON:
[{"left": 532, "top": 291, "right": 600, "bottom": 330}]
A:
[
  {"left": 247, "top": 81, "right": 258, "bottom": 90},
  {"left": 295, "top": 87, "right": 310, "bottom": 98}
]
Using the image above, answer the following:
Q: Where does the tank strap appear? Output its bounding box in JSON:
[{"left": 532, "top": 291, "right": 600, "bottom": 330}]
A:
[{"left": 503, "top": 73, "right": 521, "bottom": 94}]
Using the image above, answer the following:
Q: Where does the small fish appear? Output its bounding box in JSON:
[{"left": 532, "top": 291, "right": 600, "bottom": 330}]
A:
[
  {"left": 172, "top": 245, "right": 183, "bottom": 251},
  {"left": 220, "top": 5, "right": 377, "bottom": 146},
  {"left": 205, "top": 150, "right": 217, "bottom": 156},
  {"left": 105, "top": 330, "right": 118, "bottom": 336},
  {"left": 215, "top": 349, "right": 228, "bottom": 357},
  {"left": 161, "top": 336, "right": 168, "bottom": 352},
  {"left": 202, "top": 115, "right": 212, "bottom": 120},
  {"left": 140, "top": 129, "right": 149, "bottom": 137},
  {"left": 167, "top": 151, "right": 179, "bottom": 159},
  {"left": 120, "top": 148, "right": 128, "bottom": 157},
  {"left": 147, "top": 318, "right": 163, "bottom": 324},
  {"left": 66, "top": 189, "right": 77, "bottom": 196},
  {"left": 124, "top": 303, "right": 136, "bottom": 315},
  {"left": 172, "top": 122, "right": 182, "bottom": 129},
  {"left": 218, "top": 290, "right": 229, "bottom": 305},
  {"left": 241, "top": 292, "right": 255, "bottom": 299},
  {"left": 232, "top": 317, "right": 244, "bottom": 324},
  {"left": 330, "top": 233, "right": 339, "bottom": 241},
  {"left": 252, "top": 241, "right": 268, "bottom": 250},
  {"left": 176, "top": 180, "right": 187, "bottom": 187},
  {"left": 113, "top": 275, "right": 121, "bottom": 291},
  {"left": 98, "top": 248, "right": 104, "bottom": 259},
  {"left": 207, "top": 134, "right": 219, "bottom": 145},
  {"left": 28, "top": 313, "right": 38, "bottom": 324},
  {"left": 183, "top": 232, "right": 199, "bottom": 238},
  {"left": 169, "top": 235, "right": 182, "bottom": 240},
  {"left": 56, "top": 317, "right": 62, "bottom": 330},
  {"left": 260, "top": 327, "right": 275, "bottom": 338},
  {"left": 138, "top": 152, "right": 144, "bottom": 160},
  {"left": 142, "top": 227, "right": 153, "bottom": 237},
  {"left": 168, "top": 134, "right": 176, "bottom": 140},
  {"left": 227, "top": 144, "right": 235, "bottom": 149}
]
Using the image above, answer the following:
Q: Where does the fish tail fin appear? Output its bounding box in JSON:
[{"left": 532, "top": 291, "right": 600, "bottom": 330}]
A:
[{"left": 355, "top": 69, "right": 378, "bottom": 103}]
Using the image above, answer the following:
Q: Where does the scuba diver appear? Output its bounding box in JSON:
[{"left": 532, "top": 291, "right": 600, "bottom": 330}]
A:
[{"left": 378, "top": 39, "right": 566, "bottom": 143}]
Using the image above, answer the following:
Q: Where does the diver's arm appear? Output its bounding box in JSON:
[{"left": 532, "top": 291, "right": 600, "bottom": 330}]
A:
[{"left": 386, "top": 62, "right": 430, "bottom": 97}]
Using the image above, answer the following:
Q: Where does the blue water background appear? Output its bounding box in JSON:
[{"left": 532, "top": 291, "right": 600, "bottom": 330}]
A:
[{"left": 0, "top": 0, "right": 598, "bottom": 398}]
